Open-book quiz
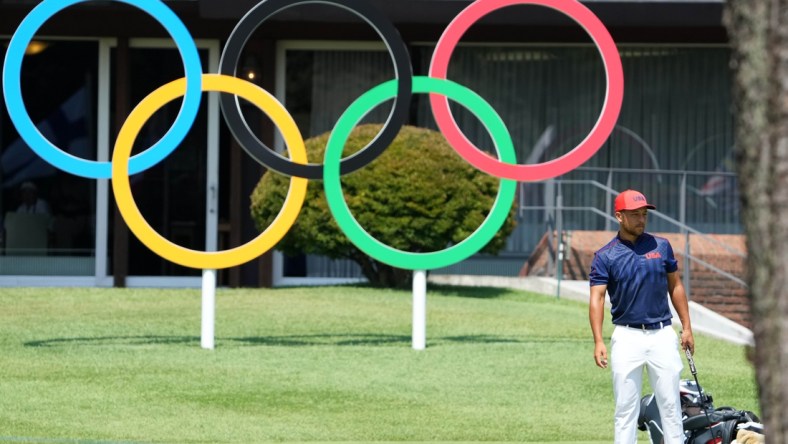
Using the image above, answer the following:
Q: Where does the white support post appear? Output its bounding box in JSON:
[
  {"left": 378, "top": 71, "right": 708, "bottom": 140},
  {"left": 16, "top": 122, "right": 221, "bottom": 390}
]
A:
[
  {"left": 201, "top": 269, "right": 216, "bottom": 350},
  {"left": 200, "top": 42, "right": 221, "bottom": 351},
  {"left": 412, "top": 270, "right": 427, "bottom": 350}
]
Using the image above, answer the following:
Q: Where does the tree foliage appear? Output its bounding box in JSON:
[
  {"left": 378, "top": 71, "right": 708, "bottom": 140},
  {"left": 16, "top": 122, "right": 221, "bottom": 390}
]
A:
[{"left": 250, "top": 124, "right": 517, "bottom": 288}]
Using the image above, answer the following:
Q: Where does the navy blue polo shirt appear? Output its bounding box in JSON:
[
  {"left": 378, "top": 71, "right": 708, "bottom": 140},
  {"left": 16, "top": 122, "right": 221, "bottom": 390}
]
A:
[{"left": 589, "top": 232, "right": 678, "bottom": 326}]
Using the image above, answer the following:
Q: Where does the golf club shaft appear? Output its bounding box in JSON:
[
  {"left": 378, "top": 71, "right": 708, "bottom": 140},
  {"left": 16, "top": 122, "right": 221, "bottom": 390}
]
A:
[
  {"left": 685, "top": 347, "right": 715, "bottom": 435},
  {"left": 685, "top": 347, "right": 697, "bottom": 376},
  {"left": 686, "top": 349, "right": 704, "bottom": 399}
]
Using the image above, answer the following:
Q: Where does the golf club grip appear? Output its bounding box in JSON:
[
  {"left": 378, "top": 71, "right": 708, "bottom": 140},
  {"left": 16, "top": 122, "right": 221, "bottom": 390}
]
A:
[{"left": 685, "top": 348, "right": 697, "bottom": 374}]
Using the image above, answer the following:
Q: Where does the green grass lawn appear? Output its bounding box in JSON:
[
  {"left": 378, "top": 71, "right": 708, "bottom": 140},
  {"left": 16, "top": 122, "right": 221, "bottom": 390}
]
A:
[{"left": 0, "top": 285, "right": 759, "bottom": 443}]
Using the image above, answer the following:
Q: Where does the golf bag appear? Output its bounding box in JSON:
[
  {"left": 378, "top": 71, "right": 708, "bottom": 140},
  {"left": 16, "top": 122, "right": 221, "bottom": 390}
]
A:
[{"left": 637, "top": 350, "right": 762, "bottom": 444}]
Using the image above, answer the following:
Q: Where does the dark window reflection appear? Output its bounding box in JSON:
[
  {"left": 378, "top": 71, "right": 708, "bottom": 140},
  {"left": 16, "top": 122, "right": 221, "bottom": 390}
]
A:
[
  {"left": 110, "top": 47, "right": 208, "bottom": 277},
  {"left": 1, "top": 40, "right": 98, "bottom": 275}
]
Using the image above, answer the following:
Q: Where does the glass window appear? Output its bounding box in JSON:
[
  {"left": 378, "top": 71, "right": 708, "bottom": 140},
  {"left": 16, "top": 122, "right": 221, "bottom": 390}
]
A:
[
  {"left": 109, "top": 47, "right": 210, "bottom": 277},
  {"left": 1, "top": 40, "right": 98, "bottom": 276},
  {"left": 280, "top": 44, "right": 736, "bottom": 278},
  {"left": 278, "top": 48, "right": 395, "bottom": 279}
]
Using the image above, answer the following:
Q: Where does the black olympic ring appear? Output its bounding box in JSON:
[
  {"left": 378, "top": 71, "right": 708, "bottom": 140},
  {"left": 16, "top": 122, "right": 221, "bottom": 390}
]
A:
[{"left": 219, "top": 0, "right": 413, "bottom": 179}]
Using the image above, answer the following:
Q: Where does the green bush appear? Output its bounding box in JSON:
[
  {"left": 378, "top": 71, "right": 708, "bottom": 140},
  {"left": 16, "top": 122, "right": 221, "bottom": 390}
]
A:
[{"left": 250, "top": 124, "right": 517, "bottom": 287}]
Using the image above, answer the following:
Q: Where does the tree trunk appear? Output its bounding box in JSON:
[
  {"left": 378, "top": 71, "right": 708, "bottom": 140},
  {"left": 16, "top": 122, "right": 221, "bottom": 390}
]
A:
[
  {"left": 351, "top": 250, "right": 413, "bottom": 288},
  {"left": 725, "top": 0, "right": 788, "bottom": 439}
]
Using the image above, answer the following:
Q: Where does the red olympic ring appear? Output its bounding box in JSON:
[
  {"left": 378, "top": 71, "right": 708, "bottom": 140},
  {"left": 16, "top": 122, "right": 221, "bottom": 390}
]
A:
[{"left": 429, "top": 0, "right": 624, "bottom": 182}]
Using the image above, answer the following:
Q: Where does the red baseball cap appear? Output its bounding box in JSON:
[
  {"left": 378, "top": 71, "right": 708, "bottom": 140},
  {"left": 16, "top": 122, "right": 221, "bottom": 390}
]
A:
[{"left": 615, "top": 189, "right": 656, "bottom": 212}]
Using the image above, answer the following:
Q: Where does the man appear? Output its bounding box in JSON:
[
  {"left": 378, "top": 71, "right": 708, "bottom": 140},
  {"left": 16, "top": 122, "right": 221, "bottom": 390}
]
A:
[
  {"left": 16, "top": 181, "right": 51, "bottom": 215},
  {"left": 589, "top": 189, "right": 694, "bottom": 444}
]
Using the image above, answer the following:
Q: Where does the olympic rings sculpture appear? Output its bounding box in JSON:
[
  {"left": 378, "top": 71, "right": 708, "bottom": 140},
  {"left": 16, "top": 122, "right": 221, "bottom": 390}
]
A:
[{"left": 2, "top": 0, "right": 623, "bottom": 271}]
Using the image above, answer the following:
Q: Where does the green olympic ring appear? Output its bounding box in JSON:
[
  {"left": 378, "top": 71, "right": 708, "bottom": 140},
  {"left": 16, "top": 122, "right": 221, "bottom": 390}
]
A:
[{"left": 324, "top": 76, "right": 518, "bottom": 270}]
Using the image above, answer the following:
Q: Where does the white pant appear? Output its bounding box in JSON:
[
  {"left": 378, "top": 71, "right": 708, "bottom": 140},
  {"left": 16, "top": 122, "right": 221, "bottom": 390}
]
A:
[{"left": 610, "top": 325, "right": 684, "bottom": 444}]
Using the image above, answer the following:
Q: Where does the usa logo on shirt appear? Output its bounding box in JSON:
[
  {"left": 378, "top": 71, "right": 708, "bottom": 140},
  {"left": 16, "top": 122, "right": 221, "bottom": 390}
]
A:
[{"left": 645, "top": 252, "right": 662, "bottom": 259}]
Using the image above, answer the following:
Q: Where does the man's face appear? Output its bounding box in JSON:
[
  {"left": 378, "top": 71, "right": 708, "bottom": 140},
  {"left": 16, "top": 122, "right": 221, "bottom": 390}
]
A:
[{"left": 616, "top": 208, "right": 648, "bottom": 238}]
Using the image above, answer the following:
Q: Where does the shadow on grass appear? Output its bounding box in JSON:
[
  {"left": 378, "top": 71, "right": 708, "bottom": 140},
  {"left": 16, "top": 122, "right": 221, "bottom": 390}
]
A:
[
  {"left": 267, "top": 283, "right": 516, "bottom": 300},
  {"left": 24, "top": 333, "right": 587, "bottom": 348},
  {"left": 231, "top": 334, "right": 411, "bottom": 347},
  {"left": 24, "top": 335, "right": 201, "bottom": 348},
  {"left": 427, "top": 284, "right": 513, "bottom": 299}
]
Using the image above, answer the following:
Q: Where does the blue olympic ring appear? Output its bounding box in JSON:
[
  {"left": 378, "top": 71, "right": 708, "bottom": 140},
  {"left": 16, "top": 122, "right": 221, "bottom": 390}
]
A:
[{"left": 1, "top": 0, "right": 202, "bottom": 179}]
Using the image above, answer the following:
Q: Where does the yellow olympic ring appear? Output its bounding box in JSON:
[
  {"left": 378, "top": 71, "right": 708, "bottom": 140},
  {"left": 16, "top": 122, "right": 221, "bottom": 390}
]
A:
[{"left": 111, "top": 74, "right": 308, "bottom": 269}]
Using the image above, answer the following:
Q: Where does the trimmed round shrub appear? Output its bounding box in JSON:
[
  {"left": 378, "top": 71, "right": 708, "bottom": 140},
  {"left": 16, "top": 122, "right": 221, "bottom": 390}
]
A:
[{"left": 250, "top": 124, "right": 516, "bottom": 288}]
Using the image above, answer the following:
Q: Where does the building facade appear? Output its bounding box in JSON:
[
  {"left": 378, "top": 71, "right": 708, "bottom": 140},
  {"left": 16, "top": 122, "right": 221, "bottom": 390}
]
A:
[{"left": 0, "top": 0, "right": 736, "bottom": 287}]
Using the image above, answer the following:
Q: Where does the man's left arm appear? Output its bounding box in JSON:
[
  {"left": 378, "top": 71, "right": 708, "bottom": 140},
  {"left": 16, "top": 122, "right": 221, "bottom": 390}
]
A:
[{"left": 667, "top": 271, "right": 695, "bottom": 354}]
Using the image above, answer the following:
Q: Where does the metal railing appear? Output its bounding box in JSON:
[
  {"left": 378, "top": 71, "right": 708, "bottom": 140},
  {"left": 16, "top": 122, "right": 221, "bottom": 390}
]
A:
[{"left": 519, "top": 172, "right": 746, "bottom": 297}]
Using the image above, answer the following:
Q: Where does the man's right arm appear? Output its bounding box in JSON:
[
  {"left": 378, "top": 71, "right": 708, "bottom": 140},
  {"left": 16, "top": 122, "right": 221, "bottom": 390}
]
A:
[{"left": 590, "top": 284, "right": 608, "bottom": 369}]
